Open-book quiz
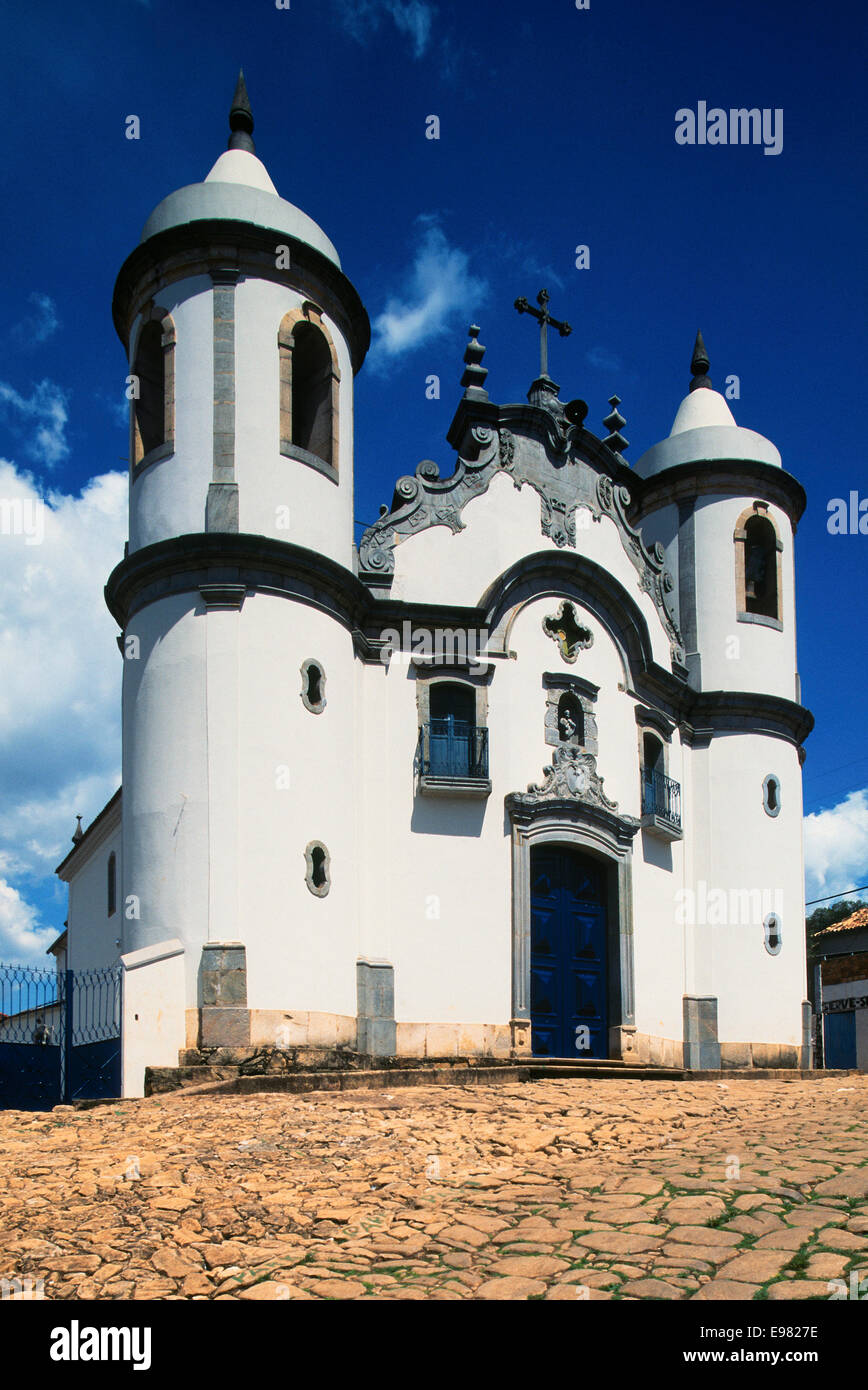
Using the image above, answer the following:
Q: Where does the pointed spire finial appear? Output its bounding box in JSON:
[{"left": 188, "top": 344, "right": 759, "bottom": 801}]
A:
[
  {"left": 228, "top": 70, "right": 255, "bottom": 154},
  {"left": 689, "top": 329, "right": 711, "bottom": 392}
]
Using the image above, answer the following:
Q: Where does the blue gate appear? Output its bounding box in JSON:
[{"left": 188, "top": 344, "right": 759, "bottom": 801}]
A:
[
  {"left": 0, "top": 963, "right": 122, "bottom": 1109},
  {"left": 824, "top": 1009, "right": 857, "bottom": 1070},
  {"left": 530, "top": 848, "right": 608, "bottom": 1059}
]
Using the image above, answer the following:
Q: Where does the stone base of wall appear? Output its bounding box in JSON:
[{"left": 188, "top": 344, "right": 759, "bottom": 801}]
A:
[
  {"left": 186, "top": 1009, "right": 356, "bottom": 1051},
  {"left": 720, "top": 1042, "right": 801, "bottom": 1069},
  {"left": 395, "top": 1022, "right": 513, "bottom": 1058},
  {"left": 182, "top": 1009, "right": 804, "bottom": 1068},
  {"left": 629, "top": 1031, "right": 685, "bottom": 1069}
]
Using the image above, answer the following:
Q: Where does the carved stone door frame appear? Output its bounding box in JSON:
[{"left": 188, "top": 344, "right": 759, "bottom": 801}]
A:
[{"left": 506, "top": 799, "right": 638, "bottom": 1061}]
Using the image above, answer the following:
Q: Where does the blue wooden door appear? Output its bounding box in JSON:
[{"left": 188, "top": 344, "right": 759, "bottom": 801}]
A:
[
  {"left": 824, "top": 1010, "right": 857, "bottom": 1069},
  {"left": 530, "top": 848, "right": 608, "bottom": 1058}
]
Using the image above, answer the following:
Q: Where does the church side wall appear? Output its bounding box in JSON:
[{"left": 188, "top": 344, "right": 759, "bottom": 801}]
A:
[{"left": 66, "top": 822, "right": 123, "bottom": 972}]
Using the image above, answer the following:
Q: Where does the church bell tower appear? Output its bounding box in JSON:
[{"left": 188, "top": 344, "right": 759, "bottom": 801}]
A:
[{"left": 106, "top": 76, "right": 370, "bottom": 1047}]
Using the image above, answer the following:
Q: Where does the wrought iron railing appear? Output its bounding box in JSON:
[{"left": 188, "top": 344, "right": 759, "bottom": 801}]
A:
[
  {"left": 641, "top": 767, "right": 682, "bottom": 829},
  {"left": 0, "top": 964, "right": 61, "bottom": 1045},
  {"left": 417, "top": 719, "right": 489, "bottom": 779}
]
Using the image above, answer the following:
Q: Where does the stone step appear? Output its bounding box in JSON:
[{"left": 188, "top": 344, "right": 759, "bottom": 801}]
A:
[{"left": 146, "top": 1053, "right": 852, "bottom": 1097}]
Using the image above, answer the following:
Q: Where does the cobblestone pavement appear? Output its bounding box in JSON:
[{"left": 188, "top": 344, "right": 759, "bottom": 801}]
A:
[{"left": 2, "top": 1076, "right": 867, "bottom": 1301}]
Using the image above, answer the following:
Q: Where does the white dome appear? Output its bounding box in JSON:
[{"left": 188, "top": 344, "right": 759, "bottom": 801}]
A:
[
  {"left": 635, "top": 364, "right": 781, "bottom": 477},
  {"left": 204, "top": 149, "right": 278, "bottom": 194},
  {"left": 669, "top": 387, "right": 736, "bottom": 435},
  {"left": 140, "top": 148, "right": 341, "bottom": 269}
]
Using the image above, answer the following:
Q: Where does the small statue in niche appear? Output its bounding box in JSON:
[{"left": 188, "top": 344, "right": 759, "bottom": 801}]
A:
[{"left": 557, "top": 693, "right": 583, "bottom": 746}]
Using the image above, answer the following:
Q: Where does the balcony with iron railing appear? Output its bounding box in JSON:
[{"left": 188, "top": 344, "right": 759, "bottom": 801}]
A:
[
  {"left": 640, "top": 766, "right": 683, "bottom": 840},
  {"left": 416, "top": 718, "right": 491, "bottom": 798}
]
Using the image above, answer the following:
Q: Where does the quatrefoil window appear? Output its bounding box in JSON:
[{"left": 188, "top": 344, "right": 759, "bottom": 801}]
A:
[{"left": 542, "top": 602, "right": 593, "bottom": 664}]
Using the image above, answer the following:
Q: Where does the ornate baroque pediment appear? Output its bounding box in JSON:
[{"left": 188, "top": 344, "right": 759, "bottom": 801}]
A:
[
  {"left": 506, "top": 747, "right": 640, "bottom": 844},
  {"left": 519, "top": 746, "right": 619, "bottom": 810},
  {"left": 358, "top": 405, "right": 684, "bottom": 666}
]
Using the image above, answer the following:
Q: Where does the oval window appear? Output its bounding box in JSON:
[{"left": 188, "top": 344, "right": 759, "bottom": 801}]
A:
[
  {"left": 763, "top": 774, "right": 781, "bottom": 818},
  {"left": 305, "top": 841, "right": 330, "bottom": 897},
  {"left": 764, "top": 912, "right": 782, "bottom": 956},
  {"left": 300, "top": 659, "right": 326, "bottom": 714}
]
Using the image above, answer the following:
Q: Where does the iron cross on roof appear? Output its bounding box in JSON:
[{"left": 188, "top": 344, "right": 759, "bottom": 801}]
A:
[{"left": 514, "top": 289, "right": 572, "bottom": 379}]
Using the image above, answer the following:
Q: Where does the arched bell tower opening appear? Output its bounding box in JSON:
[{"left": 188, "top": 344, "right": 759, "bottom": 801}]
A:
[{"left": 279, "top": 306, "right": 342, "bottom": 484}]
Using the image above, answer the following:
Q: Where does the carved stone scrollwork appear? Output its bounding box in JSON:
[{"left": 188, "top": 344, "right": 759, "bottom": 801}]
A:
[
  {"left": 595, "top": 475, "right": 683, "bottom": 661},
  {"left": 357, "top": 401, "right": 685, "bottom": 667},
  {"left": 498, "top": 429, "right": 515, "bottom": 470},
  {"left": 540, "top": 496, "right": 575, "bottom": 549},
  {"left": 519, "top": 746, "right": 625, "bottom": 815}
]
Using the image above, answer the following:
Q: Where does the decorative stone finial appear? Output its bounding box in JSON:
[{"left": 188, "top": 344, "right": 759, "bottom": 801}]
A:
[
  {"left": 460, "top": 325, "right": 489, "bottom": 398},
  {"left": 71, "top": 815, "right": 84, "bottom": 845},
  {"left": 689, "top": 329, "right": 711, "bottom": 392},
  {"left": 602, "top": 395, "right": 629, "bottom": 455},
  {"left": 228, "top": 70, "right": 255, "bottom": 154}
]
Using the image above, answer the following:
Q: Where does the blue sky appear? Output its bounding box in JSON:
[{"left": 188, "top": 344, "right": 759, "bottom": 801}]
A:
[{"left": 1, "top": 0, "right": 866, "bottom": 959}]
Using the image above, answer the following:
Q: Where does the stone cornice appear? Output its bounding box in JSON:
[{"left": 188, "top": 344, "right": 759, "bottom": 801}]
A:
[
  {"left": 631, "top": 460, "right": 807, "bottom": 530},
  {"left": 105, "top": 533, "right": 373, "bottom": 631},
  {"left": 680, "top": 690, "right": 815, "bottom": 746},
  {"left": 104, "top": 535, "right": 814, "bottom": 748},
  {"left": 505, "top": 790, "right": 640, "bottom": 848},
  {"left": 112, "top": 219, "right": 370, "bottom": 372}
]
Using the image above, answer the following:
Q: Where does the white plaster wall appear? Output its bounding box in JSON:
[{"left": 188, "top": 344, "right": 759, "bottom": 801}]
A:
[
  {"left": 692, "top": 494, "right": 797, "bottom": 698},
  {"left": 65, "top": 819, "right": 122, "bottom": 972},
  {"left": 686, "top": 732, "right": 806, "bottom": 1045},
  {"left": 631, "top": 740, "right": 688, "bottom": 1046},
  {"left": 128, "top": 275, "right": 214, "bottom": 552},
  {"left": 237, "top": 594, "right": 359, "bottom": 1020},
  {"left": 390, "top": 471, "right": 674, "bottom": 671},
  {"left": 121, "top": 939, "right": 186, "bottom": 1097},
  {"left": 121, "top": 595, "right": 210, "bottom": 1000}
]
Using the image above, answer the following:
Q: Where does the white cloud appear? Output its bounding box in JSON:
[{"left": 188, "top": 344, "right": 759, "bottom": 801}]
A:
[
  {"left": 369, "top": 219, "right": 486, "bottom": 369},
  {"left": 337, "top": 0, "right": 435, "bottom": 58},
  {"left": 804, "top": 789, "right": 868, "bottom": 903},
  {"left": 0, "top": 379, "right": 69, "bottom": 466},
  {"left": 11, "top": 293, "right": 60, "bottom": 348},
  {"left": 0, "top": 458, "right": 126, "bottom": 961},
  {"left": 586, "top": 346, "right": 623, "bottom": 372},
  {"left": 0, "top": 880, "right": 55, "bottom": 959}
]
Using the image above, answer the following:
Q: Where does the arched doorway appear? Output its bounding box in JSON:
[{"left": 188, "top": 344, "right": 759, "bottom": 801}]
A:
[{"left": 530, "top": 845, "right": 608, "bottom": 1058}]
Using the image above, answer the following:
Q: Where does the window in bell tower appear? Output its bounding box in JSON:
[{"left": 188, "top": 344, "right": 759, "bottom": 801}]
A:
[
  {"left": 279, "top": 306, "right": 340, "bottom": 483},
  {"left": 131, "top": 307, "right": 175, "bottom": 471},
  {"left": 734, "top": 502, "right": 783, "bottom": 629}
]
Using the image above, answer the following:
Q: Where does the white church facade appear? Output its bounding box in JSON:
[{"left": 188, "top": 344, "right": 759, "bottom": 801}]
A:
[{"left": 58, "top": 79, "right": 814, "bottom": 1093}]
